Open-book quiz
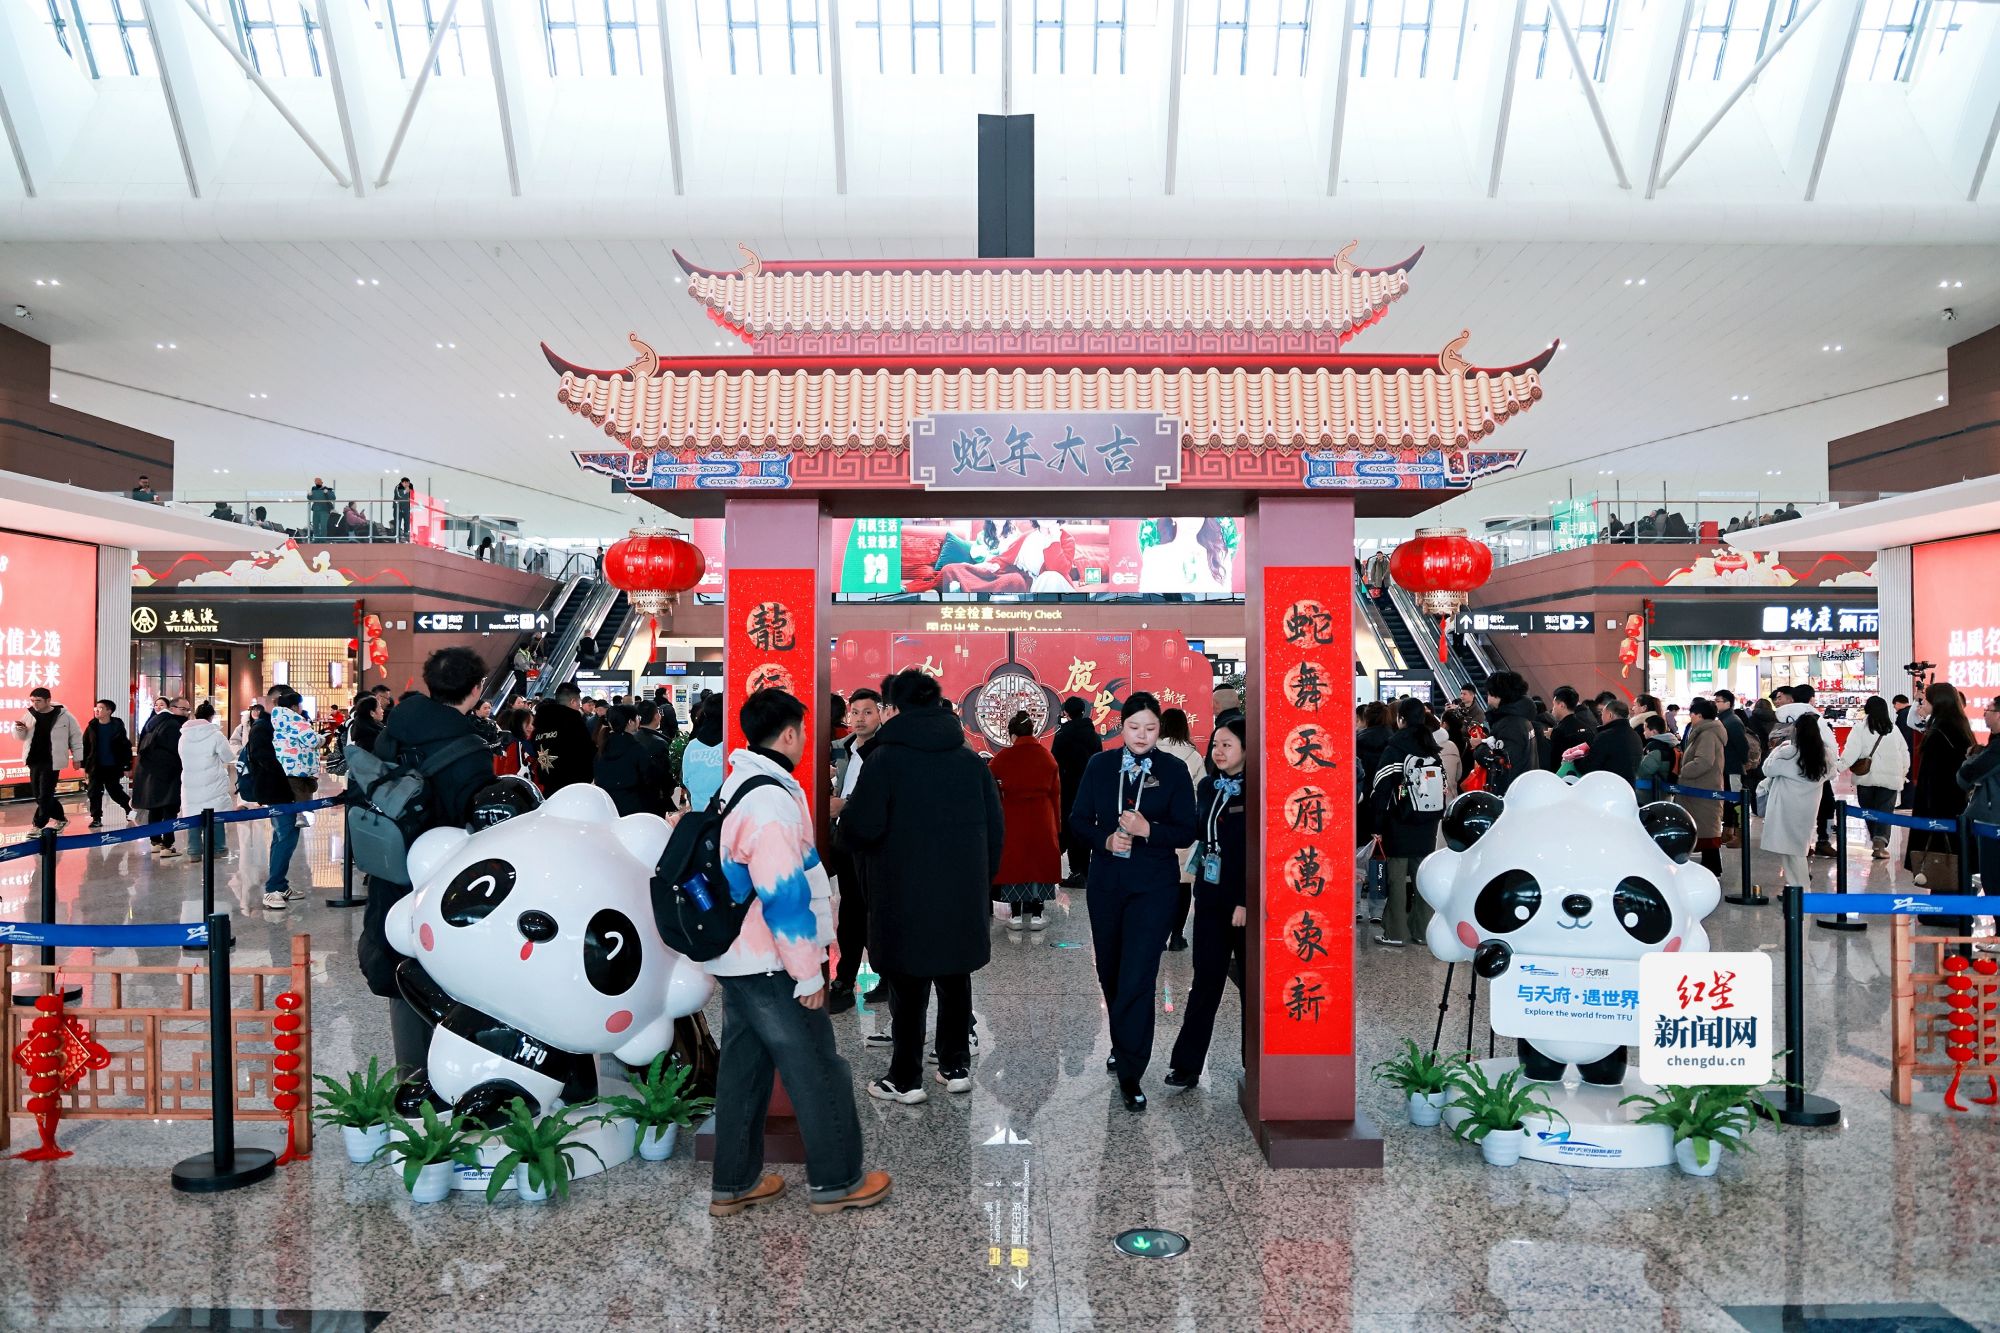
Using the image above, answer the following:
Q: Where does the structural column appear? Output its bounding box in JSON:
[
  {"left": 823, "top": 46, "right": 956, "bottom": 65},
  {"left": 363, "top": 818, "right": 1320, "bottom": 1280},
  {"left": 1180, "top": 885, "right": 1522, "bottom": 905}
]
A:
[
  {"left": 694, "top": 494, "right": 832, "bottom": 1166},
  {"left": 1240, "top": 494, "right": 1382, "bottom": 1167}
]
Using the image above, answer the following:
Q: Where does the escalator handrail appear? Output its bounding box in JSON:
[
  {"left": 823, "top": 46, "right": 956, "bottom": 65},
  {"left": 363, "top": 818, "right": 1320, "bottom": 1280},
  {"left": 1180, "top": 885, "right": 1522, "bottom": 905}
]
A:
[{"left": 1384, "top": 580, "right": 1473, "bottom": 699}]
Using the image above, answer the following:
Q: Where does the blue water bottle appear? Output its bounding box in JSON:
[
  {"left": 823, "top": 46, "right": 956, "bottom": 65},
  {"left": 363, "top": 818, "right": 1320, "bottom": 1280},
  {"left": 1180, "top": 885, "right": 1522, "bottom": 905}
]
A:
[{"left": 685, "top": 871, "right": 713, "bottom": 911}]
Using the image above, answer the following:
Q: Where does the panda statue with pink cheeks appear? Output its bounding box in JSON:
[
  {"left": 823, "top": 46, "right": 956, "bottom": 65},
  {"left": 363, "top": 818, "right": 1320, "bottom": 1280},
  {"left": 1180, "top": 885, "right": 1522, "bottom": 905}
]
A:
[
  {"left": 385, "top": 782, "right": 713, "bottom": 1125},
  {"left": 1416, "top": 770, "right": 1721, "bottom": 1086}
]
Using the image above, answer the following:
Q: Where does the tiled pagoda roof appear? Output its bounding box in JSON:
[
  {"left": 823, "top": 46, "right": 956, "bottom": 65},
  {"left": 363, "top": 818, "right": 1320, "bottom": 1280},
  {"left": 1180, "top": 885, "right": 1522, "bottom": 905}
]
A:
[{"left": 673, "top": 243, "right": 1422, "bottom": 345}]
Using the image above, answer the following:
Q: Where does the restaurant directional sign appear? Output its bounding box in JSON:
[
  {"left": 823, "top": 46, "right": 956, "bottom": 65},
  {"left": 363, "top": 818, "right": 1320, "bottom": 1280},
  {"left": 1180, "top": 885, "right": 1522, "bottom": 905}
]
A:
[
  {"left": 413, "top": 611, "right": 551, "bottom": 634},
  {"left": 1458, "top": 609, "right": 1596, "bottom": 635}
]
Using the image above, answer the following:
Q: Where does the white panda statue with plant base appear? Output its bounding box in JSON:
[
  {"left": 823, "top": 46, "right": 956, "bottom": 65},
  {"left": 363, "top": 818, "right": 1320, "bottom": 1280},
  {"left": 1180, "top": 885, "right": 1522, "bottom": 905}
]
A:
[
  {"left": 1416, "top": 770, "right": 1721, "bottom": 1086},
  {"left": 385, "top": 782, "right": 713, "bottom": 1125}
]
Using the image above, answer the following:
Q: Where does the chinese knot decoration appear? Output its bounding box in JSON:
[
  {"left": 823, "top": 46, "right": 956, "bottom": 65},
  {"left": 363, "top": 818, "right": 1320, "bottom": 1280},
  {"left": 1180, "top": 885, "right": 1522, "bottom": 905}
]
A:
[
  {"left": 10, "top": 991, "right": 107, "bottom": 1161},
  {"left": 603, "top": 527, "right": 707, "bottom": 660},
  {"left": 1388, "top": 526, "right": 1493, "bottom": 661},
  {"left": 271, "top": 990, "right": 310, "bottom": 1164},
  {"left": 1940, "top": 955, "right": 1998, "bottom": 1112}
]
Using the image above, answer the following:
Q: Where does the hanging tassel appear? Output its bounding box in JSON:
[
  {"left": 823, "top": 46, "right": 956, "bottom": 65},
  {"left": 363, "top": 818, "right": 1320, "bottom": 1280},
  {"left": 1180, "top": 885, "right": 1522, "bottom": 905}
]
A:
[{"left": 1437, "top": 617, "right": 1451, "bottom": 664}]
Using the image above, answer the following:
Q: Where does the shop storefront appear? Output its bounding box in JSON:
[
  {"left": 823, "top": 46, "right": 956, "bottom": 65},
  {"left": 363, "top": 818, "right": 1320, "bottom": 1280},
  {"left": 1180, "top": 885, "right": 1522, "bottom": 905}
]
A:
[
  {"left": 130, "top": 596, "right": 357, "bottom": 727},
  {"left": 1647, "top": 597, "right": 1880, "bottom": 728}
]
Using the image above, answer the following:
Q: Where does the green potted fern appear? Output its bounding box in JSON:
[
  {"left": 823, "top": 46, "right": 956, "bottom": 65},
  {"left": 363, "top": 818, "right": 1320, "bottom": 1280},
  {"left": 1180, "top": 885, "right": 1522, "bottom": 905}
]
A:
[
  {"left": 312, "top": 1057, "right": 401, "bottom": 1164},
  {"left": 1620, "top": 1083, "right": 1773, "bottom": 1176},
  {"left": 381, "top": 1104, "right": 486, "bottom": 1204},
  {"left": 1370, "top": 1040, "right": 1468, "bottom": 1127},
  {"left": 603, "top": 1054, "right": 715, "bottom": 1161},
  {"left": 1446, "top": 1063, "right": 1568, "bottom": 1167},
  {"left": 485, "top": 1098, "right": 606, "bottom": 1203}
]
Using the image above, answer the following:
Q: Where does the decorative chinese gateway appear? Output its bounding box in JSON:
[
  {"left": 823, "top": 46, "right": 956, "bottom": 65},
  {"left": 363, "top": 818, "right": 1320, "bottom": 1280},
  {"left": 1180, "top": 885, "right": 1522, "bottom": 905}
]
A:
[{"left": 544, "top": 243, "right": 1556, "bottom": 1168}]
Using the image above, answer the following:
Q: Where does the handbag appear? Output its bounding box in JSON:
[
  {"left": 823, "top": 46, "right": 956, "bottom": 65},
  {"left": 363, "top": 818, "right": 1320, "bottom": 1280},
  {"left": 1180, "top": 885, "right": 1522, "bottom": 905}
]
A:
[
  {"left": 1914, "top": 847, "right": 1960, "bottom": 890},
  {"left": 1849, "top": 733, "right": 1885, "bottom": 777}
]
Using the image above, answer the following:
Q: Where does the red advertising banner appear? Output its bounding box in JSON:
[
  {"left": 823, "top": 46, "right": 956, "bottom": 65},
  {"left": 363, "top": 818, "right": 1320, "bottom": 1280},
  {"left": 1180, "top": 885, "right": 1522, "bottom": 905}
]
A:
[
  {"left": 830, "top": 628, "right": 1211, "bottom": 755},
  {"left": 724, "top": 568, "right": 819, "bottom": 804},
  {"left": 1260, "top": 566, "right": 1352, "bottom": 1058},
  {"left": 0, "top": 530, "right": 100, "bottom": 784}
]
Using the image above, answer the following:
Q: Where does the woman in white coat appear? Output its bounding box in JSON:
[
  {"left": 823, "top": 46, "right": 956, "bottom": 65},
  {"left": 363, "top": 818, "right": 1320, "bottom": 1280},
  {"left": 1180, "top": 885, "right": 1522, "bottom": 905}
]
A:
[
  {"left": 178, "top": 701, "right": 238, "bottom": 860},
  {"left": 1839, "top": 695, "right": 1911, "bottom": 859},
  {"left": 1759, "top": 709, "right": 1832, "bottom": 889}
]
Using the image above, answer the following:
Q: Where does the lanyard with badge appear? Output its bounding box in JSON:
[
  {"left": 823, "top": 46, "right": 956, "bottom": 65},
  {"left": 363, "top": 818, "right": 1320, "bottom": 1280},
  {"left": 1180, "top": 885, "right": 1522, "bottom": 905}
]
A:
[
  {"left": 1200, "top": 776, "right": 1241, "bottom": 884},
  {"left": 1115, "top": 752, "right": 1150, "bottom": 858}
]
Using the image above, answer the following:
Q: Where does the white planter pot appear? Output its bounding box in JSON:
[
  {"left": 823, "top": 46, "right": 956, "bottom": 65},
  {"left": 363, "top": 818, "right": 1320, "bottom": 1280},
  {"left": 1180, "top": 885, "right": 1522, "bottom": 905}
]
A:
[
  {"left": 1407, "top": 1091, "right": 1447, "bottom": 1128},
  {"left": 637, "top": 1123, "right": 679, "bottom": 1161},
  {"left": 1674, "top": 1137, "right": 1724, "bottom": 1176},
  {"left": 408, "top": 1161, "right": 455, "bottom": 1203},
  {"left": 513, "top": 1164, "right": 553, "bottom": 1203},
  {"left": 342, "top": 1123, "right": 390, "bottom": 1164},
  {"left": 1479, "top": 1128, "right": 1528, "bottom": 1167}
]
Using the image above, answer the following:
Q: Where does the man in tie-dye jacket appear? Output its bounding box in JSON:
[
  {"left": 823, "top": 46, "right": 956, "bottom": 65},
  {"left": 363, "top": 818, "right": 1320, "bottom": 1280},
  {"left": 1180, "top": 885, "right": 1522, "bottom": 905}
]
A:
[{"left": 703, "top": 688, "right": 891, "bottom": 1220}]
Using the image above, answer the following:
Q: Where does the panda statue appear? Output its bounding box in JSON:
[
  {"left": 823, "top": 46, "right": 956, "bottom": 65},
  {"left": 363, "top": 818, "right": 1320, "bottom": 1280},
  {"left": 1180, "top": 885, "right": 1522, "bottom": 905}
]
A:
[
  {"left": 385, "top": 781, "right": 714, "bottom": 1125},
  {"left": 1416, "top": 770, "right": 1721, "bottom": 1086}
]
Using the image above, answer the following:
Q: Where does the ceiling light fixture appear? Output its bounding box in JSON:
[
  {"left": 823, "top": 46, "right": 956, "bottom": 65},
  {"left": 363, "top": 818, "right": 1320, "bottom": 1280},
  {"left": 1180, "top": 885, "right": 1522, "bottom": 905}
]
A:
[{"left": 1938, "top": 394, "right": 1948, "bottom": 402}]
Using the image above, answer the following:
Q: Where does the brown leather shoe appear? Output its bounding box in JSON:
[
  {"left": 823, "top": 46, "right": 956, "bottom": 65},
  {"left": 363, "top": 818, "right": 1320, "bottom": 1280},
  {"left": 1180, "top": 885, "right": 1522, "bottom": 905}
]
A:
[
  {"left": 809, "top": 1170, "right": 892, "bottom": 1216},
  {"left": 709, "top": 1173, "right": 786, "bottom": 1217}
]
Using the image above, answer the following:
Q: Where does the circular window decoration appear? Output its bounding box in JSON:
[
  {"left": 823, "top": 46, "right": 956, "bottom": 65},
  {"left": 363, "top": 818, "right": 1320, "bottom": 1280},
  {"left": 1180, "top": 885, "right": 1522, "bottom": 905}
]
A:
[{"left": 969, "top": 666, "right": 1049, "bottom": 749}]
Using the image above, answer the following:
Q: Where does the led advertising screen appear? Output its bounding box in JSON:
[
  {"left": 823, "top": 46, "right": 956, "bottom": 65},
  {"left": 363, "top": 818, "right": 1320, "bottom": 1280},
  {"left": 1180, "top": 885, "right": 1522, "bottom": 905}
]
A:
[
  {"left": 690, "top": 517, "right": 1244, "bottom": 599},
  {"left": 0, "top": 529, "right": 100, "bottom": 783},
  {"left": 1914, "top": 530, "right": 2000, "bottom": 713}
]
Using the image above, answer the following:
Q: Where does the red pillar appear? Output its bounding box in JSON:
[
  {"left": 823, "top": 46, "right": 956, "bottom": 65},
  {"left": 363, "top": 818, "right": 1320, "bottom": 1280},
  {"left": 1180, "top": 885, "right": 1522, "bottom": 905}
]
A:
[
  {"left": 693, "top": 495, "right": 831, "bottom": 1166},
  {"left": 1240, "top": 494, "right": 1383, "bottom": 1167}
]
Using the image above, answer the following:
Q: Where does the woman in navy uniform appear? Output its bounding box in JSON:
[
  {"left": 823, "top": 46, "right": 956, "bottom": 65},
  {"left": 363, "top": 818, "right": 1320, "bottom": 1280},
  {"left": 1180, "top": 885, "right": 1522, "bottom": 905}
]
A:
[
  {"left": 1165, "top": 716, "right": 1248, "bottom": 1090},
  {"left": 1070, "top": 692, "right": 1199, "bottom": 1111}
]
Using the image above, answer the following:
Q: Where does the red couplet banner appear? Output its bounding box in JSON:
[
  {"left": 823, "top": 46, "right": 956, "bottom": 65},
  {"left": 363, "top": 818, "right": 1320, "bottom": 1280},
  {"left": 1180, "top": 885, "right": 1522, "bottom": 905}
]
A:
[
  {"left": 724, "top": 567, "right": 819, "bottom": 808},
  {"left": 0, "top": 530, "right": 100, "bottom": 784},
  {"left": 1260, "top": 567, "right": 1353, "bottom": 1058}
]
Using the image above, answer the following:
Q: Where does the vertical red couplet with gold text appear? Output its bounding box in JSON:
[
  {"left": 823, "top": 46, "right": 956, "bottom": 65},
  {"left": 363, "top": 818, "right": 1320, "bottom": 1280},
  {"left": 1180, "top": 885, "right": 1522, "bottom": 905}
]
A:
[
  {"left": 725, "top": 568, "right": 820, "bottom": 813},
  {"left": 1261, "top": 567, "right": 1354, "bottom": 1057}
]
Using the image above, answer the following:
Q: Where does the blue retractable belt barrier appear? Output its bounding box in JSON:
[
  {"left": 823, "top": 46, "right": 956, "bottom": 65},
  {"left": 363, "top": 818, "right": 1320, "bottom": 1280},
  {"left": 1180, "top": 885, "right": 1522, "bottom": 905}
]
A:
[
  {"left": 1972, "top": 820, "right": 2000, "bottom": 841},
  {"left": 1799, "top": 891, "right": 1992, "bottom": 916},
  {"left": 0, "top": 919, "right": 208, "bottom": 948},
  {"left": 1840, "top": 806, "right": 1959, "bottom": 833},
  {"left": 1633, "top": 780, "right": 1741, "bottom": 802},
  {"left": 0, "top": 797, "right": 348, "bottom": 860}
]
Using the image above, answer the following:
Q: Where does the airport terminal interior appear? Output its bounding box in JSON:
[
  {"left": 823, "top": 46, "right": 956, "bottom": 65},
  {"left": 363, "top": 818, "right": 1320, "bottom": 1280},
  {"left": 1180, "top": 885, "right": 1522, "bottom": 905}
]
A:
[{"left": 3, "top": 3, "right": 2000, "bottom": 1330}]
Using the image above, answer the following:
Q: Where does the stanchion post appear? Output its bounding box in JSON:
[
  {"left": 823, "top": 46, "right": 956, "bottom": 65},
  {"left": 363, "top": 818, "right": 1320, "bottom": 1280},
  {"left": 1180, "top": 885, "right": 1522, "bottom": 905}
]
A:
[
  {"left": 171, "top": 912, "right": 277, "bottom": 1193},
  {"left": 1774, "top": 885, "right": 1842, "bottom": 1128},
  {"left": 1819, "top": 800, "right": 1866, "bottom": 933},
  {"left": 17, "top": 829, "right": 82, "bottom": 1008},
  {"left": 1958, "top": 814, "right": 1975, "bottom": 893},
  {"left": 200, "top": 808, "right": 217, "bottom": 921},
  {"left": 1725, "top": 789, "right": 1767, "bottom": 906},
  {"left": 326, "top": 801, "right": 365, "bottom": 909}
]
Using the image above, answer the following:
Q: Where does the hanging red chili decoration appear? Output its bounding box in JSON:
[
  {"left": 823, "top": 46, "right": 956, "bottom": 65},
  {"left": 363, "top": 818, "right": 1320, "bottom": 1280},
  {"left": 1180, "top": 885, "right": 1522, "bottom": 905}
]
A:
[
  {"left": 1387, "top": 526, "right": 1494, "bottom": 662},
  {"left": 271, "top": 991, "right": 309, "bottom": 1164},
  {"left": 602, "top": 527, "right": 707, "bottom": 663}
]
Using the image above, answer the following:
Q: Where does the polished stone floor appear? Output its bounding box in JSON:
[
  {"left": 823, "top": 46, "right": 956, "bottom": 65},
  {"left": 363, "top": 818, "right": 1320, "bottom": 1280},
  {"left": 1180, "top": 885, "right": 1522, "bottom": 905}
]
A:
[{"left": 2, "top": 787, "right": 1997, "bottom": 1333}]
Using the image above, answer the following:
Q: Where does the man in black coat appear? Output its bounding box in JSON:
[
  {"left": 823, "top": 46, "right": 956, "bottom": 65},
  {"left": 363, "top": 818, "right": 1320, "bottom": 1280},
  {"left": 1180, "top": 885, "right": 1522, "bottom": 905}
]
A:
[
  {"left": 1577, "top": 697, "right": 1643, "bottom": 789},
  {"left": 532, "top": 682, "right": 596, "bottom": 792},
  {"left": 1050, "top": 696, "right": 1102, "bottom": 887},
  {"left": 132, "top": 697, "right": 190, "bottom": 855},
  {"left": 82, "top": 699, "right": 134, "bottom": 828},
  {"left": 1714, "top": 688, "right": 1750, "bottom": 844},
  {"left": 838, "top": 668, "right": 1004, "bottom": 1102},
  {"left": 1547, "top": 686, "right": 1596, "bottom": 772},
  {"left": 357, "top": 648, "right": 496, "bottom": 1085},
  {"left": 1481, "top": 672, "right": 1543, "bottom": 794},
  {"left": 633, "top": 699, "right": 676, "bottom": 812}
]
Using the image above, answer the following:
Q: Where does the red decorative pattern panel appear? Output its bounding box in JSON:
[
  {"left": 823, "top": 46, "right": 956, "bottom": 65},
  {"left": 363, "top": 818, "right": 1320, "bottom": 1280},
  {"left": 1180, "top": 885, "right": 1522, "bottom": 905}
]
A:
[
  {"left": 1260, "top": 566, "right": 1353, "bottom": 1058},
  {"left": 723, "top": 568, "right": 819, "bottom": 810}
]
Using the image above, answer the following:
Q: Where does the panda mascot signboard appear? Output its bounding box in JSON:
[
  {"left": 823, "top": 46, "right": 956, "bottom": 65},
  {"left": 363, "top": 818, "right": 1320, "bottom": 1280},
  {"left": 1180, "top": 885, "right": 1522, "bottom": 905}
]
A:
[
  {"left": 1416, "top": 771, "right": 1722, "bottom": 1167},
  {"left": 384, "top": 783, "right": 714, "bottom": 1187}
]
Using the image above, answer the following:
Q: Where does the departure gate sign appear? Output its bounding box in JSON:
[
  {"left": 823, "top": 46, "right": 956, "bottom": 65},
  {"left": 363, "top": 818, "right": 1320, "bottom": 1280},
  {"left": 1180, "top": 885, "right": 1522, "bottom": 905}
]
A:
[{"left": 909, "top": 413, "right": 1181, "bottom": 491}]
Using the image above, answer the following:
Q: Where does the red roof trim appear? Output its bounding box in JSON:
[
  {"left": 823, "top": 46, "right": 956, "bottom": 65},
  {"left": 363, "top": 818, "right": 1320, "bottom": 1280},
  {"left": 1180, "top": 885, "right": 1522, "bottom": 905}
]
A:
[
  {"left": 670, "top": 246, "right": 1425, "bottom": 280},
  {"left": 541, "top": 338, "right": 1556, "bottom": 382}
]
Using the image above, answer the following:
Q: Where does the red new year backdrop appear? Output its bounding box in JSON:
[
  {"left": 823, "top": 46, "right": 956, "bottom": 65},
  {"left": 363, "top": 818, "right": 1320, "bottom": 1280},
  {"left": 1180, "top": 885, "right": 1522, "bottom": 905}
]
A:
[
  {"left": 830, "top": 629, "right": 1212, "bottom": 754},
  {"left": 0, "top": 530, "right": 99, "bottom": 784},
  {"left": 1260, "top": 567, "right": 1353, "bottom": 1058},
  {"left": 725, "top": 567, "right": 820, "bottom": 798}
]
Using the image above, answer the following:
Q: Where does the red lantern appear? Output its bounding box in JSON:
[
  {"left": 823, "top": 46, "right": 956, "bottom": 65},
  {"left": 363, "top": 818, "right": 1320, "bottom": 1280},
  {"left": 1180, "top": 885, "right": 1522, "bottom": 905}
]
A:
[
  {"left": 602, "top": 527, "right": 708, "bottom": 662},
  {"left": 1387, "top": 526, "right": 1494, "bottom": 661}
]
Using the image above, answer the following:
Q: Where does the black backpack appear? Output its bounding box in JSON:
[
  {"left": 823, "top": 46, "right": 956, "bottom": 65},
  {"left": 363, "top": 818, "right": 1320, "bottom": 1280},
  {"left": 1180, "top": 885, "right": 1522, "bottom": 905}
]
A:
[
  {"left": 344, "top": 730, "right": 488, "bottom": 885},
  {"left": 649, "top": 776, "right": 784, "bottom": 962}
]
